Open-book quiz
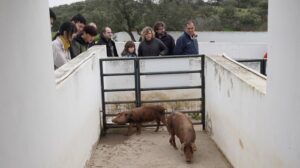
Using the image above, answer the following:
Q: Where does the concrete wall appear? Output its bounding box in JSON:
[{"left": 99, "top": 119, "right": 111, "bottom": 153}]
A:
[
  {"left": 264, "top": 0, "right": 300, "bottom": 167},
  {"left": 0, "top": 1, "right": 104, "bottom": 167},
  {"left": 205, "top": 55, "right": 267, "bottom": 168},
  {"left": 53, "top": 46, "right": 104, "bottom": 168},
  {"left": 206, "top": 1, "right": 300, "bottom": 167}
]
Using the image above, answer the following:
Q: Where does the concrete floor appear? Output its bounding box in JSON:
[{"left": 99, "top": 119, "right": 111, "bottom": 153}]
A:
[{"left": 86, "top": 126, "right": 232, "bottom": 168}]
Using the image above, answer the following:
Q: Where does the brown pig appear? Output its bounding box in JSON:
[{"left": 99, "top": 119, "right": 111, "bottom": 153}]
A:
[
  {"left": 112, "top": 105, "right": 166, "bottom": 135},
  {"left": 167, "top": 112, "right": 197, "bottom": 163}
]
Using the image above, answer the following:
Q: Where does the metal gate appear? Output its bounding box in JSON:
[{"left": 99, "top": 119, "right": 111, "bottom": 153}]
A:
[{"left": 100, "top": 55, "right": 205, "bottom": 132}]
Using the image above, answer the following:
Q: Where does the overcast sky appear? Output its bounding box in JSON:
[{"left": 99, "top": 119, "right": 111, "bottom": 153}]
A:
[{"left": 48, "top": 0, "right": 85, "bottom": 7}]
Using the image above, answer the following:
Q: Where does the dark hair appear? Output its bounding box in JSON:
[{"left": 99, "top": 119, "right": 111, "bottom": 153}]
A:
[
  {"left": 71, "top": 14, "right": 86, "bottom": 25},
  {"left": 53, "top": 21, "right": 76, "bottom": 40},
  {"left": 124, "top": 41, "right": 135, "bottom": 51},
  {"left": 83, "top": 25, "right": 97, "bottom": 36},
  {"left": 122, "top": 41, "right": 136, "bottom": 56},
  {"left": 49, "top": 9, "right": 56, "bottom": 20},
  {"left": 153, "top": 21, "right": 166, "bottom": 32},
  {"left": 185, "top": 20, "right": 195, "bottom": 27},
  {"left": 100, "top": 26, "right": 110, "bottom": 34}
]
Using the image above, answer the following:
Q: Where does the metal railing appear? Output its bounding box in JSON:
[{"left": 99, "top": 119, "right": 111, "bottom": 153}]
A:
[
  {"left": 236, "top": 58, "right": 267, "bottom": 76},
  {"left": 99, "top": 55, "right": 205, "bottom": 131}
]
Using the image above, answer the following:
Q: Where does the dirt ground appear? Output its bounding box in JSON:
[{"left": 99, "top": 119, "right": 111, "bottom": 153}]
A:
[{"left": 86, "top": 126, "right": 232, "bottom": 168}]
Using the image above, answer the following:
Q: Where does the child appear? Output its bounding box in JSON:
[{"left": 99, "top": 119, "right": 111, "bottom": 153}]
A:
[{"left": 121, "top": 41, "right": 137, "bottom": 57}]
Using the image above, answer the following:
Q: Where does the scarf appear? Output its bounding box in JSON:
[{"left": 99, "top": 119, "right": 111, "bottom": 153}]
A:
[{"left": 59, "top": 35, "right": 70, "bottom": 51}]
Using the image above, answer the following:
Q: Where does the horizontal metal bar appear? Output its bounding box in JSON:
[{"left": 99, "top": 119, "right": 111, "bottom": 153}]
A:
[
  {"left": 141, "top": 85, "right": 202, "bottom": 91},
  {"left": 105, "top": 101, "right": 136, "bottom": 104},
  {"left": 102, "top": 72, "right": 135, "bottom": 76},
  {"left": 140, "top": 70, "right": 202, "bottom": 76},
  {"left": 105, "top": 113, "right": 119, "bottom": 117},
  {"left": 105, "top": 110, "right": 203, "bottom": 117},
  {"left": 106, "top": 121, "right": 203, "bottom": 129},
  {"left": 100, "top": 57, "right": 136, "bottom": 61},
  {"left": 141, "top": 98, "right": 203, "bottom": 103},
  {"left": 99, "top": 55, "right": 204, "bottom": 62},
  {"left": 236, "top": 59, "right": 266, "bottom": 62},
  {"left": 137, "top": 55, "right": 204, "bottom": 60},
  {"left": 104, "top": 88, "right": 135, "bottom": 92}
]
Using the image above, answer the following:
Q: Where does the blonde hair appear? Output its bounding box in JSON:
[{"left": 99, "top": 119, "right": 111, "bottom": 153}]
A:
[{"left": 141, "top": 26, "right": 155, "bottom": 41}]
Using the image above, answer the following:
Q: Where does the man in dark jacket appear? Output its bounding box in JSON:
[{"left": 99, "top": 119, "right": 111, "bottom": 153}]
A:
[
  {"left": 96, "top": 27, "right": 118, "bottom": 57},
  {"left": 174, "top": 20, "right": 199, "bottom": 55},
  {"left": 153, "top": 21, "right": 175, "bottom": 55},
  {"left": 71, "top": 25, "right": 98, "bottom": 58}
]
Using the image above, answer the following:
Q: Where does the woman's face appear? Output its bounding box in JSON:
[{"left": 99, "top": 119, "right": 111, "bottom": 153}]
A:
[
  {"left": 64, "top": 31, "right": 74, "bottom": 42},
  {"left": 144, "top": 31, "right": 153, "bottom": 41},
  {"left": 128, "top": 47, "right": 135, "bottom": 53}
]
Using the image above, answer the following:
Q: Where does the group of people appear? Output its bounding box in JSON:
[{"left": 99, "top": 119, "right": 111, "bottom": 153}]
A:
[{"left": 50, "top": 10, "right": 199, "bottom": 69}]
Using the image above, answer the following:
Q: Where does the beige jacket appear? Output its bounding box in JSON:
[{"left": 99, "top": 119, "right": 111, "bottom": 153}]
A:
[{"left": 52, "top": 37, "right": 71, "bottom": 69}]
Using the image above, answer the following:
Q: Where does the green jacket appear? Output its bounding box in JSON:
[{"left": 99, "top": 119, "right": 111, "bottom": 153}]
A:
[{"left": 71, "top": 33, "right": 88, "bottom": 58}]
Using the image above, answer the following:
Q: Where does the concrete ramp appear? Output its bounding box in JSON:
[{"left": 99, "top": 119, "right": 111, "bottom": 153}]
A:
[{"left": 86, "top": 127, "right": 232, "bottom": 168}]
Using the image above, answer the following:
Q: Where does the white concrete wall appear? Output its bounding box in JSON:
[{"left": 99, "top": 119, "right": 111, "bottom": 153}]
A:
[
  {"left": 53, "top": 46, "right": 104, "bottom": 168},
  {"left": 205, "top": 55, "right": 267, "bottom": 168},
  {"left": 0, "top": 1, "right": 104, "bottom": 167},
  {"left": 264, "top": 0, "right": 300, "bottom": 167},
  {"left": 206, "top": 1, "right": 300, "bottom": 167}
]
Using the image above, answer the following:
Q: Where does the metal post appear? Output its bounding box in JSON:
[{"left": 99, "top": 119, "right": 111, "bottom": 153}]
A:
[
  {"left": 201, "top": 55, "right": 206, "bottom": 130},
  {"left": 260, "top": 59, "right": 267, "bottom": 76},
  {"left": 99, "top": 60, "right": 107, "bottom": 133},
  {"left": 136, "top": 58, "right": 141, "bottom": 107}
]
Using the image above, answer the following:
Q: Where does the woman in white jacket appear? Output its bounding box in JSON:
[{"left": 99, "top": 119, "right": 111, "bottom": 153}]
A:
[{"left": 52, "top": 21, "right": 76, "bottom": 69}]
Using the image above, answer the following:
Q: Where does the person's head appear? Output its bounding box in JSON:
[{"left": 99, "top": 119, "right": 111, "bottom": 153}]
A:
[
  {"left": 101, "top": 27, "right": 113, "bottom": 40},
  {"left": 89, "top": 22, "right": 98, "bottom": 30},
  {"left": 71, "top": 14, "right": 87, "bottom": 33},
  {"left": 49, "top": 9, "right": 56, "bottom": 28},
  {"left": 58, "top": 21, "right": 76, "bottom": 42},
  {"left": 153, "top": 21, "right": 166, "bottom": 35},
  {"left": 124, "top": 41, "right": 136, "bottom": 54},
  {"left": 81, "top": 25, "right": 98, "bottom": 43},
  {"left": 185, "top": 20, "right": 196, "bottom": 37},
  {"left": 141, "top": 26, "right": 155, "bottom": 41}
]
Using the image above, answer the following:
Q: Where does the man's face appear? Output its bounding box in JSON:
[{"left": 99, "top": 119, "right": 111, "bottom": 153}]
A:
[
  {"left": 75, "top": 22, "right": 85, "bottom": 33},
  {"left": 103, "top": 27, "right": 113, "bottom": 40},
  {"left": 156, "top": 26, "right": 165, "bottom": 35},
  {"left": 145, "top": 31, "right": 153, "bottom": 41},
  {"left": 185, "top": 23, "right": 196, "bottom": 37}
]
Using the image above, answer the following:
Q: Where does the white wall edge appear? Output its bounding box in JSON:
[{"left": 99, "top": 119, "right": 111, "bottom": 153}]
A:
[
  {"left": 222, "top": 53, "right": 267, "bottom": 80},
  {"left": 54, "top": 46, "right": 102, "bottom": 85}
]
